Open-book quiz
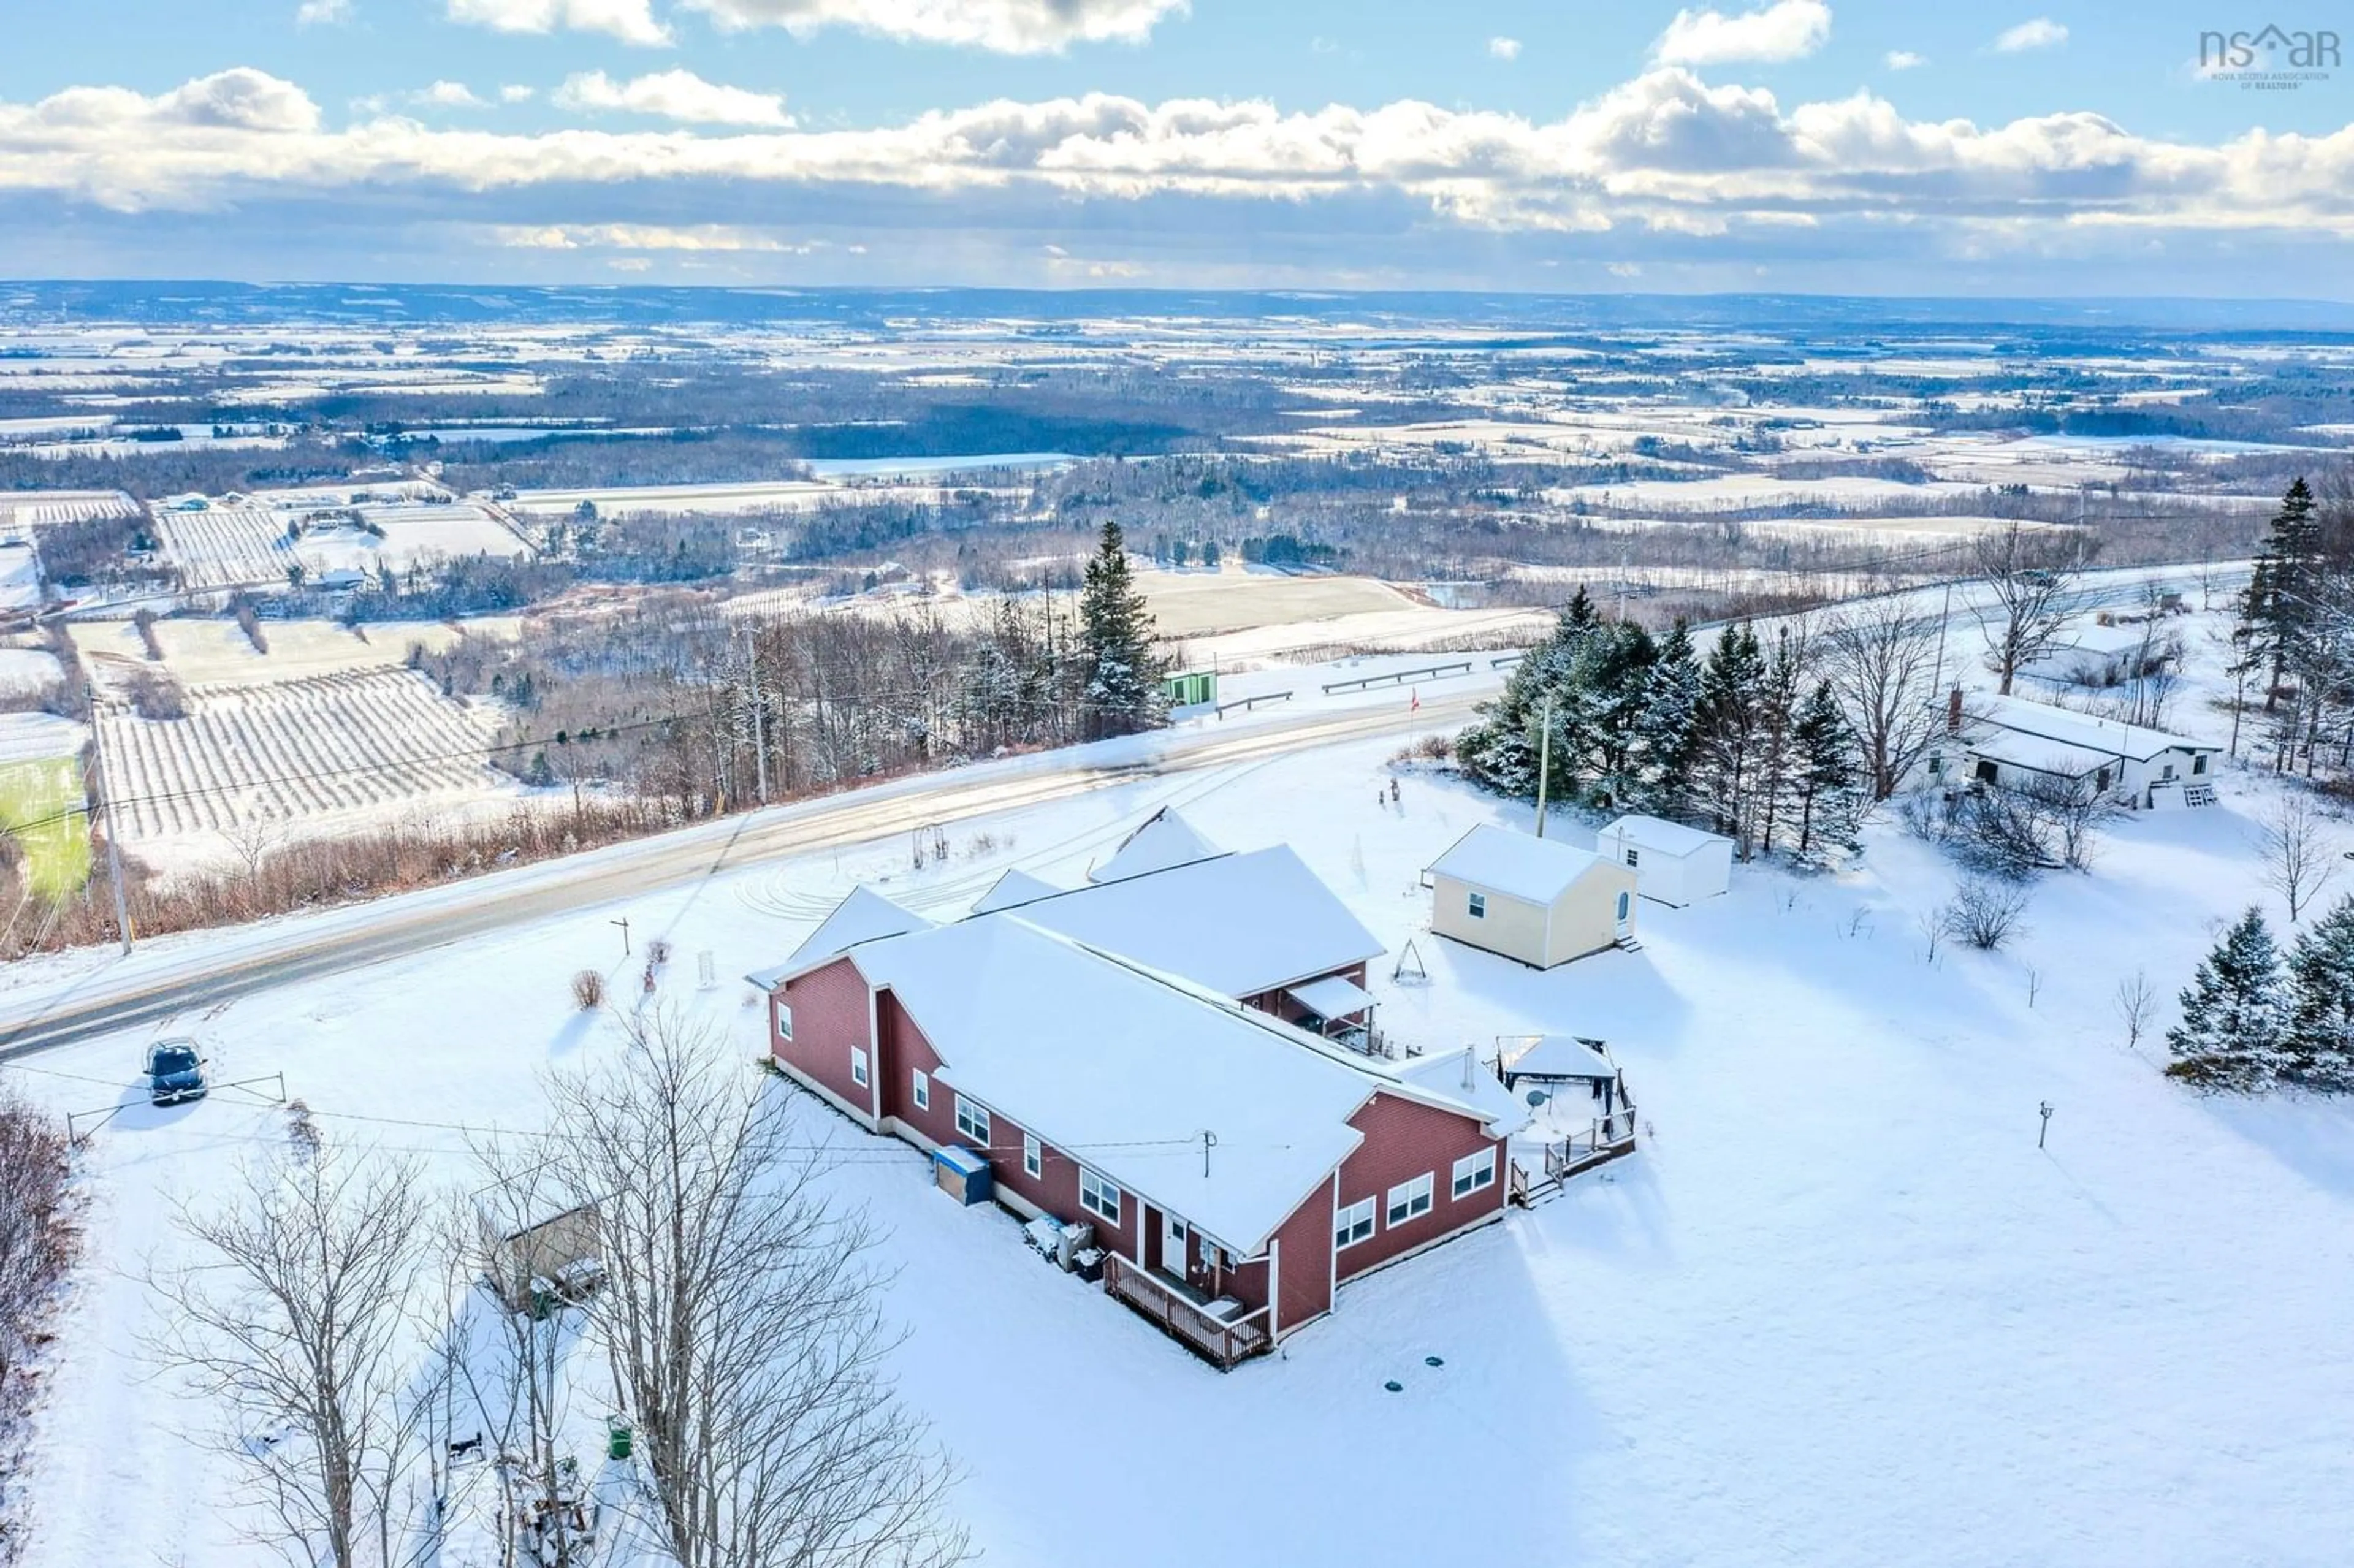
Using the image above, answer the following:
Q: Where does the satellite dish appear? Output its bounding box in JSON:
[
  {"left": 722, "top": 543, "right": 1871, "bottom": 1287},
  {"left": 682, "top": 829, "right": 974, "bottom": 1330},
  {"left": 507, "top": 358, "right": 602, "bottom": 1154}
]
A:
[{"left": 1524, "top": 1088, "right": 1550, "bottom": 1107}]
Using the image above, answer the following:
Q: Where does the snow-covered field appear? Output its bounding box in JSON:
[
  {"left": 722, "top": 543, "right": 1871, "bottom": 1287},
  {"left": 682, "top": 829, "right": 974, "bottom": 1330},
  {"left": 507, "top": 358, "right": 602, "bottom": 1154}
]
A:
[{"left": 8, "top": 628, "right": 2354, "bottom": 1565}]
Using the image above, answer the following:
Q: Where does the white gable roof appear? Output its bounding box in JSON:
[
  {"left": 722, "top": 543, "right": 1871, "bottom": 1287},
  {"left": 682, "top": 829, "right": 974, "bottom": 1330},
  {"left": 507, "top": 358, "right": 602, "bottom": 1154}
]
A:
[
  {"left": 785, "top": 886, "right": 934, "bottom": 969},
  {"left": 1966, "top": 693, "right": 2211, "bottom": 764},
  {"left": 1089, "top": 807, "right": 1223, "bottom": 884},
  {"left": 1601, "top": 815, "right": 1726, "bottom": 858},
  {"left": 851, "top": 916, "right": 1385, "bottom": 1252},
  {"left": 1428, "top": 823, "right": 1611, "bottom": 905},
  {"left": 1008, "top": 845, "right": 1384, "bottom": 998},
  {"left": 969, "top": 867, "right": 1061, "bottom": 915}
]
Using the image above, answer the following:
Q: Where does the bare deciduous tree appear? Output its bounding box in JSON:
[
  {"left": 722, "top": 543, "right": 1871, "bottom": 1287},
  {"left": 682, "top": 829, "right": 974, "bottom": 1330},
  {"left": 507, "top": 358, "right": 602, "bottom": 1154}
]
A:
[
  {"left": 1821, "top": 599, "right": 1943, "bottom": 799},
  {"left": 0, "top": 1086, "right": 76, "bottom": 1567},
  {"left": 541, "top": 1009, "right": 965, "bottom": 1568},
  {"left": 149, "top": 1131, "right": 442, "bottom": 1568},
  {"left": 1941, "top": 878, "right": 2032, "bottom": 951},
  {"left": 1971, "top": 523, "right": 2094, "bottom": 695},
  {"left": 2115, "top": 969, "right": 2157, "bottom": 1052},
  {"left": 220, "top": 814, "right": 289, "bottom": 882},
  {"left": 2257, "top": 793, "right": 2341, "bottom": 922}
]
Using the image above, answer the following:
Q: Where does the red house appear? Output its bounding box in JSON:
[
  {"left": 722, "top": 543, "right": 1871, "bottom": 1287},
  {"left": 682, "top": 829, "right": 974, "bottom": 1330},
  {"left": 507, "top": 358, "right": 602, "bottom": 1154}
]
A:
[{"left": 752, "top": 856, "right": 1525, "bottom": 1368}]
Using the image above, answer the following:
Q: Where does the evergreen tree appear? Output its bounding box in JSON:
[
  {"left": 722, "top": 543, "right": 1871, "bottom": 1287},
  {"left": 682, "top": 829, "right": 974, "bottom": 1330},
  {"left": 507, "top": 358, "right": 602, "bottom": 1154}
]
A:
[
  {"left": 1632, "top": 619, "right": 1704, "bottom": 819},
  {"left": 2285, "top": 893, "right": 2354, "bottom": 1092},
  {"left": 1455, "top": 595, "right": 1601, "bottom": 800},
  {"left": 1077, "top": 521, "right": 1168, "bottom": 739},
  {"left": 2165, "top": 907, "right": 2291, "bottom": 1093},
  {"left": 1690, "top": 623, "right": 1769, "bottom": 853},
  {"left": 2238, "top": 478, "right": 2321, "bottom": 712},
  {"left": 1789, "top": 681, "right": 1866, "bottom": 861}
]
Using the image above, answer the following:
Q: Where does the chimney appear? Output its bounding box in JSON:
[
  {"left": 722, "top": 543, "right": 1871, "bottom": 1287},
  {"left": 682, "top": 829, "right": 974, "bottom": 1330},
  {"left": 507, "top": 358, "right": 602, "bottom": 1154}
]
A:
[
  {"left": 1461, "top": 1045, "right": 1477, "bottom": 1091},
  {"left": 1946, "top": 686, "right": 1964, "bottom": 736}
]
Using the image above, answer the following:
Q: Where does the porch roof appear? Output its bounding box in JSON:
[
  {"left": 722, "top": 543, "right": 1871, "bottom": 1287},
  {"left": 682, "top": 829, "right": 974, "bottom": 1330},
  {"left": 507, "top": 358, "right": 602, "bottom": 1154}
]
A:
[{"left": 1286, "top": 973, "right": 1374, "bottom": 1020}]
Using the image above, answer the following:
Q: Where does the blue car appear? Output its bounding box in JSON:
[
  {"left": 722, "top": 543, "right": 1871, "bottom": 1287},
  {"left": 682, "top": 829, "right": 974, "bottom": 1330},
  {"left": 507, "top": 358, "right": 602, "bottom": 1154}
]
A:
[{"left": 145, "top": 1039, "right": 208, "bottom": 1106}]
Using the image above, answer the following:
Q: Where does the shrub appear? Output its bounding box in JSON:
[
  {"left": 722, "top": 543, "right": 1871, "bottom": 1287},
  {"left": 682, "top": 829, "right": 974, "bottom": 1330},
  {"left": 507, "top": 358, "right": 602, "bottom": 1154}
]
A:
[
  {"left": 1941, "top": 878, "right": 2031, "bottom": 951},
  {"left": 571, "top": 969, "right": 606, "bottom": 1010}
]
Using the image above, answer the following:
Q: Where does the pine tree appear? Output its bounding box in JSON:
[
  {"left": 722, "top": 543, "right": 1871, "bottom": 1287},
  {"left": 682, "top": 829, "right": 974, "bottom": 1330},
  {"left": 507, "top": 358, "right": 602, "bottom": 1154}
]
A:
[
  {"left": 1790, "top": 681, "right": 1865, "bottom": 861},
  {"left": 2285, "top": 892, "right": 2354, "bottom": 1092},
  {"left": 1690, "top": 623, "right": 1768, "bottom": 853},
  {"left": 2165, "top": 907, "right": 2291, "bottom": 1093},
  {"left": 1454, "top": 597, "right": 1601, "bottom": 800},
  {"left": 2239, "top": 478, "right": 2322, "bottom": 713},
  {"left": 1077, "top": 520, "right": 1168, "bottom": 739},
  {"left": 1632, "top": 619, "right": 1704, "bottom": 819}
]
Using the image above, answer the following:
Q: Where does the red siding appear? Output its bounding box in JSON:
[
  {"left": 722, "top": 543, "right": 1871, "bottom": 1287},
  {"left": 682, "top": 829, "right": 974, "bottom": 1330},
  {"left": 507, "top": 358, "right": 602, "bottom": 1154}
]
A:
[
  {"left": 877, "top": 992, "right": 958, "bottom": 1145},
  {"left": 774, "top": 958, "right": 875, "bottom": 1119},
  {"left": 1267, "top": 1178, "right": 1335, "bottom": 1336},
  {"left": 1333, "top": 1091, "right": 1505, "bottom": 1282},
  {"left": 1244, "top": 961, "right": 1373, "bottom": 1029}
]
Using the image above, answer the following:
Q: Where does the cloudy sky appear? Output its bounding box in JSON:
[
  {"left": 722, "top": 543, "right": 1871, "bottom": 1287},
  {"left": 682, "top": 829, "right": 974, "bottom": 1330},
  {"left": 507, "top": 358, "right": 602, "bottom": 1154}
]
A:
[{"left": 5, "top": 0, "right": 2352, "bottom": 294}]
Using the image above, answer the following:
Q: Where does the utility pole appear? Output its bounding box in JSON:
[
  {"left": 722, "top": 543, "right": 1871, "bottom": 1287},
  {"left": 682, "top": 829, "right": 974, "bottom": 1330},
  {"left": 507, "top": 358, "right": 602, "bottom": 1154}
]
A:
[
  {"left": 744, "top": 621, "right": 768, "bottom": 806},
  {"left": 1534, "top": 693, "right": 1555, "bottom": 839},
  {"left": 88, "top": 725, "right": 132, "bottom": 955},
  {"left": 1929, "top": 580, "right": 1954, "bottom": 703}
]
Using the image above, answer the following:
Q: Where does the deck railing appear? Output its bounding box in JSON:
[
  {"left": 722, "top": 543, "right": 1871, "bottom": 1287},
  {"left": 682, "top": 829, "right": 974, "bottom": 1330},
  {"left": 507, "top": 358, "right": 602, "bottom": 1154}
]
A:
[
  {"left": 1102, "top": 1253, "right": 1271, "bottom": 1371},
  {"left": 1542, "top": 1105, "right": 1639, "bottom": 1182}
]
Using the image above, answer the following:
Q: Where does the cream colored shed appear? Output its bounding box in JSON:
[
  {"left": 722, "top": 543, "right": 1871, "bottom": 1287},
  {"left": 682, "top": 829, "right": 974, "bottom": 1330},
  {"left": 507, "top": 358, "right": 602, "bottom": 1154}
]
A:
[{"left": 1424, "top": 824, "right": 1639, "bottom": 969}]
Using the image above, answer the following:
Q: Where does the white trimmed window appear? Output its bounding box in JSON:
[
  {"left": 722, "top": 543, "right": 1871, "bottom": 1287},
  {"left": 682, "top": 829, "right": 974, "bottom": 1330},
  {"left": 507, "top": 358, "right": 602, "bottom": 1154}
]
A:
[
  {"left": 1452, "top": 1147, "right": 1496, "bottom": 1199},
  {"left": 775, "top": 1003, "right": 794, "bottom": 1041},
  {"left": 1335, "top": 1196, "right": 1375, "bottom": 1249},
  {"left": 850, "top": 1047, "right": 869, "bottom": 1088},
  {"left": 912, "top": 1070, "right": 930, "bottom": 1111},
  {"left": 1079, "top": 1168, "right": 1122, "bottom": 1224},
  {"left": 1466, "top": 892, "right": 1487, "bottom": 919},
  {"left": 1625, "top": 847, "right": 1640, "bottom": 868},
  {"left": 955, "top": 1096, "right": 990, "bottom": 1144},
  {"left": 1385, "top": 1173, "right": 1433, "bottom": 1227},
  {"left": 1023, "top": 1133, "right": 1042, "bottom": 1179}
]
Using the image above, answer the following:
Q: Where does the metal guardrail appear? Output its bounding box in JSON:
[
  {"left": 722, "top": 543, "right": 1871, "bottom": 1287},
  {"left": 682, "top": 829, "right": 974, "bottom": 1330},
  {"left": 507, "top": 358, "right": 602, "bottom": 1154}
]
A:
[
  {"left": 1216, "top": 690, "right": 1293, "bottom": 717},
  {"left": 1320, "top": 660, "right": 1473, "bottom": 695}
]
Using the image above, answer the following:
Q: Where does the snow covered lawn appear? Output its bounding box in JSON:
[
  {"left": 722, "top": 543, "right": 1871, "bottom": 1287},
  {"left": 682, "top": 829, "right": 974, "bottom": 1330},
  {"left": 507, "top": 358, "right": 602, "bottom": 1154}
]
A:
[{"left": 9, "top": 726, "right": 2354, "bottom": 1567}]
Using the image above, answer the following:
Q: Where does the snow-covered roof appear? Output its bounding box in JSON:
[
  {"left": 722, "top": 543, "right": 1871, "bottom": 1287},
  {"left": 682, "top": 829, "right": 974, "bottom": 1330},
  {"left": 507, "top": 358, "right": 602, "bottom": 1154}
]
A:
[
  {"left": 850, "top": 916, "right": 1386, "bottom": 1252},
  {"left": 1287, "top": 974, "right": 1375, "bottom": 1020},
  {"left": 1965, "top": 693, "right": 2211, "bottom": 764},
  {"left": 1089, "top": 806, "right": 1224, "bottom": 884},
  {"left": 783, "top": 886, "right": 934, "bottom": 969},
  {"left": 970, "top": 867, "right": 1062, "bottom": 915},
  {"left": 1395, "top": 1048, "right": 1535, "bottom": 1140},
  {"left": 1007, "top": 845, "right": 1384, "bottom": 999},
  {"left": 1426, "top": 823, "right": 1614, "bottom": 905},
  {"left": 2057, "top": 620, "right": 2160, "bottom": 656},
  {"left": 1505, "top": 1034, "right": 1618, "bottom": 1082},
  {"left": 1964, "top": 730, "right": 2116, "bottom": 782},
  {"left": 1601, "top": 815, "right": 1727, "bottom": 857}
]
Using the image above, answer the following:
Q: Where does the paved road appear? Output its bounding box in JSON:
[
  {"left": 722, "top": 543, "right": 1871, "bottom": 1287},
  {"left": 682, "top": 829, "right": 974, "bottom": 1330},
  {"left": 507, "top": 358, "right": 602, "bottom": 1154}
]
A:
[{"left": 0, "top": 689, "right": 1490, "bottom": 1060}]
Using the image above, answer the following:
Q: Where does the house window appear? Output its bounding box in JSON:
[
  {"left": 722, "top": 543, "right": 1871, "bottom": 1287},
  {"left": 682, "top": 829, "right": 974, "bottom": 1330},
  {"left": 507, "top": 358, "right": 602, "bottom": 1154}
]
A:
[
  {"left": 954, "top": 1096, "right": 990, "bottom": 1145},
  {"left": 1023, "top": 1133, "right": 1042, "bottom": 1179},
  {"left": 1974, "top": 759, "right": 1999, "bottom": 785},
  {"left": 1079, "top": 1168, "right": 1122, "bottom": 1224},
  {"left": 1335, "top": 1196, "right": 1375, "bottom": 1249},
  {"left": 775, "top": 1003, "right": 794, "bottom": 1042},
  {"left": 2160, "top": 763, "right": 2176, "bottom": 782},
  {"left": 912, "top": 1070, "right": 930, "bottom": 1111},
  {"left": 1385, "top": 1173, "right": 1434, "bottom": 1227},
  {"left": 2193, "top": 754, "right": 2208, "bottom": 776},
  {"left": 850, "top": 1047, "right": 869, "bottom": 1087},
  {"left": 1625, "top": 847, "right": 1640, "bottom": 868},
  {"left": 1452, "top": 1147, "right": 1496, "bottom": 1198},
  {"left": 1928, "top": 754, "right": 1944, "bottom": 778},
  {"left": 2095, "top": 768, "right": 2111, "bottom": 793},
  {"left": 1467, "top": 892, "right": 1487, "bottom": 919}
]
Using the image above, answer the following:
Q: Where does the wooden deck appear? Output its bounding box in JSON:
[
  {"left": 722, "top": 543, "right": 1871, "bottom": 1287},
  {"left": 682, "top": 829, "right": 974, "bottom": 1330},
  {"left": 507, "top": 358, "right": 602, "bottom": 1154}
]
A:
[
  {"left": 1511, "top": 1105, "right": 1640, "bottom": 1203},
  {"left": 1103, "top": 1253, "right": 1271, "bottom": 1371}
]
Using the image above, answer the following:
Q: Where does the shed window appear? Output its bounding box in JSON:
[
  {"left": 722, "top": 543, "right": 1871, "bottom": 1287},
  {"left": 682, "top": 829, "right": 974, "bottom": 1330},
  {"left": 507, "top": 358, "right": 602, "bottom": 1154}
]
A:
[
  {"left": 954, "top": 1096, "right": 990, "bottom": 1144},
  {"left": 1335, "top": 1197, "right": 1375, "bottom": 1249},
  {"left": 2193, "top": 754, "right": 2208, "bottom": 776},
  {"left": 1452, "top": 1147, "right": 1496, "bottom": 1198},
  {"left": 1385, "top": 1173, "right": 1434, "bottom": 1228},
  {"left": 1023, "top": 1133, "right": 1042, "bottom": 1179},
  {"left": 1625, "top": 847, "right": 1640, "bottom": 868},
  {"left": 1079, "top": 1168, "right": 1122, "bottom": 1224},
  {"left": 911, "top": 1070, "right": 930, "bottom": 1111},
  {"left": 850, "top": 1047, "right": 869, "bottom": 1088},
  {"left": 775, "top": 1003, "right": 794, "bottom": 1042},
  {"left": 1466, "top": 892, "right": 1487, "bottom": 919}
]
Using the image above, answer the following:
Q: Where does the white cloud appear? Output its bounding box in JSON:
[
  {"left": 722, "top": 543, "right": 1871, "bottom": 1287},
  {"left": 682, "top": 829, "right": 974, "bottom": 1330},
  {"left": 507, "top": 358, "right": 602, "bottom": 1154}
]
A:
[
  {"left": 1652, "top": 0, "right": 1832, "bottom": 66},
  {"left": 445, "top": 0, "right": 671, "bottom": 47},
  {"left": 500, "top": 85, "right": 536, "bottom": 104},
  {"left": 554, "top": 69, "right": 791, "bottom": 126},
  {"left": 419, "top": 81, "right": 488, "bottom": 108},
  {"left": 295, "top": 0, "right": 353, "bottom": 23},
  {"left": 1884, "top": 50, "right": 1925, "bottom": 69},
  {"left": 1995, "top": 17, "right": 2067, "bottom": 52},
  {"left": 677, "top": 0, "right": 1187, "bottom": 53},
  {"left": 1488, "top": 36, "right": 1522, "bottom": 61},
  {"left": 494, "top": 222, "right": 818, "bottom": 251}
]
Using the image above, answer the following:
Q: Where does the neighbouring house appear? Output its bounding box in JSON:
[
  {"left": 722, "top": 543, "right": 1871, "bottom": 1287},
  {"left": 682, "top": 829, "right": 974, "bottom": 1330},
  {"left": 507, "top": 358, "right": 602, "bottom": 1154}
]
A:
[
  {"left": 1924, "top": 691, "right": 2220, "bottom": 809},
  {"left": 1424, "top": 823, "right": 1639, "bottom": 969},
  {"left": 2018, "top": 617, "right": 2177, "bottom": 688},
  {"left": 1595, "top": 815, "right": 1734, "bottom": 907},
  {"left": 752, "top": 886, "right": 1526, "bottom": 1368},
  {"left": 1088, "top": 805, "right": 1222, "bottom": 883}
]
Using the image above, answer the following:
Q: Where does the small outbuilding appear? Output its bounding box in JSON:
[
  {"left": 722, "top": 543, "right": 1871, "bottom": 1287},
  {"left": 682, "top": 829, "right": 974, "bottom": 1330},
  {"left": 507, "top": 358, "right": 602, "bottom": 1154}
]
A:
[
  {"left": 1424, "top": 824, "right": 1638, "bottom": 969},
  {"left": 1595, "top": 815, "right": 1734, "bottom": 907}
]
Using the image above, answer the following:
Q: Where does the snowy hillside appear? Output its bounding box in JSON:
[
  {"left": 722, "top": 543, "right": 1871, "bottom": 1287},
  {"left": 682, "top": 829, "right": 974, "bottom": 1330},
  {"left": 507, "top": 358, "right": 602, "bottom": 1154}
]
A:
[{"left": 7, "top": 614, "right": 2354, "bottom": 1568}]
